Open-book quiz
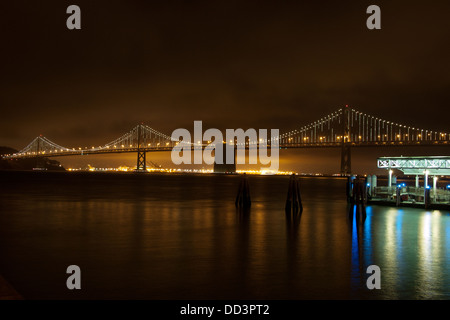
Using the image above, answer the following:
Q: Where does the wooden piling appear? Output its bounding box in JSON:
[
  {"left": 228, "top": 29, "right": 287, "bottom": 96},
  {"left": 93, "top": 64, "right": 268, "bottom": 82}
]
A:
[
  {"left": 425, "top": 187, "right": 431, "bottom": 209},
  {"left": 235, "top": 173, "right": 251, "bottom": 208},
  {"left": 285, "top": 174, "right": 303, "bottom": 215},
  {"left": 346, "top": 176, "right": 353, "bottom": 203},
  {"left": 350, "top": 176, "right": 366, "bottom": 222}
]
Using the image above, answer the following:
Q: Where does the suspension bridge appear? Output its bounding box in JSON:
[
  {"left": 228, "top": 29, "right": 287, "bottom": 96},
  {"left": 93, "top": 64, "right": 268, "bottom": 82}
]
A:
[{"left": 3, "top": 106, "right": 450, "bottom": 174}]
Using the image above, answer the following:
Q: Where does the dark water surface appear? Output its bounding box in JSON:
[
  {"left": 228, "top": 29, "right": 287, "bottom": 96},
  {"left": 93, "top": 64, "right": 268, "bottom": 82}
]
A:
[{"left": 0, "top": 171, "right": 450, "bottom": 300}]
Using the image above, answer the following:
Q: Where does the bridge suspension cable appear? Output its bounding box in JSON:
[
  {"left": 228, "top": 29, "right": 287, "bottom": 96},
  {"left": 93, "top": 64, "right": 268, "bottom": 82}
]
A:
[
  {"left": 277, "top": 107, "right": 450, "bottom": 146},
  {"left": 13, "top": 136, "right": 72, "bottom": 157},
  {"left": 3, "top": 108, "right": 450, "bottom": 161}
]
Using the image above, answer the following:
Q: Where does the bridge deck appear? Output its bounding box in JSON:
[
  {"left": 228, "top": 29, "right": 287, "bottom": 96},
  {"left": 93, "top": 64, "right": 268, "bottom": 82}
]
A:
[{"left": 4, "top": 139, "right": 450, "bottom": 160}]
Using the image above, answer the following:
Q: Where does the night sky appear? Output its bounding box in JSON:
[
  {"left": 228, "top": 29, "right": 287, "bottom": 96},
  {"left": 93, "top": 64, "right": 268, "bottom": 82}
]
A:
[{"left": 1, "top": 1, "right": 450, "bottom": 173}]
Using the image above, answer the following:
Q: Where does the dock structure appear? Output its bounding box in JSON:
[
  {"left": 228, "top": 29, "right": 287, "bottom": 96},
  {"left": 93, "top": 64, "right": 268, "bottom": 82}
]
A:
[{"left": 372, "top": 156, "right": 450, "bottom": 209}]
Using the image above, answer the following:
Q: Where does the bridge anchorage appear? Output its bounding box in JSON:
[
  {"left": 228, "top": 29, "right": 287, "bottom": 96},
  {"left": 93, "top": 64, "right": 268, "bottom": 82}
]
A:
[{"left": 3, "top": 106, "right": 450, "bottom": 174}]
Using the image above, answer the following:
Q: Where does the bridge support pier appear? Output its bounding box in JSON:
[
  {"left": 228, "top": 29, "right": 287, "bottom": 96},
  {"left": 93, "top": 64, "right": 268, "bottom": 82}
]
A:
[
  {"left": 214, "top": 143, "right": 236, "bottom": 173},
  {"left": 34, "top": 157, "right": 46, "bottom": 170},
  {"left": 340, "top": 106, "right": 351, "bottom": 176},
  {"left": 136, "top": 151, "right": 147, "bottom": 172},
  {"left": 33, "top": 137, "right": 46, "bottom": 170},
  {"left": 135, "top": 124, "right": 147, "bottom": 172},
  {"left": 340, "top": 144, "right": 351, "bottom": 176}
]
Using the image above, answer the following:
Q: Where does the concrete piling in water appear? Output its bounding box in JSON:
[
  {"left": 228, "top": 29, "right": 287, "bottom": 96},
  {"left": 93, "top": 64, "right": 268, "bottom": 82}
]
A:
[
  {"left": 366, "top": 175, "right": 372, "bottom": 199},
  {"left": 371, "top": 175, "right": 377, "bottom": 197},
  {"left": 285, "top": 174, "right": 303, "bottom": 215},
  {"left": 346, "top": 176, "right": 355, "bottom": 203},
  {"left": 391, "top": 175, "right": 397, "bottom": 187},
  {"left": 425, "top": 187, "right": 431, "bottom": 209},
  {"left": 235, "top": 173, "right": 251, "bottom": 208}
]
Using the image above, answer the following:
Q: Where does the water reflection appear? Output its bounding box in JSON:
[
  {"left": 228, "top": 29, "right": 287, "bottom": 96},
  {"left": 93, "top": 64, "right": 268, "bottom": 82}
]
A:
[
  {"left": 359, "top": 206, "right": 450, "bottom": 299},
  {"left": 417, "top": 211, "right": 446, "bottom": 299},
  {"left": 285, "top": 210, "right": 301, "bottom": 294},
  {"left": 349, "top": 204, "right": 365, "bottom": 298},
  {"left": 1, "top": 172, "right": 450, "bottom": 299},
  {"left": 285, "top": 211, "right": 302, "bottom": 236},
  {"left": 235, "top": 207, "right": 251, "bottom": 299}
]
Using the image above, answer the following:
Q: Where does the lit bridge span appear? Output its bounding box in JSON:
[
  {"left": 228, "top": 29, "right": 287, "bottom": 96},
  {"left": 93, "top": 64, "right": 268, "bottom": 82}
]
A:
[{"left": 3, "top": 106, "right": 450, "bottom": 174}]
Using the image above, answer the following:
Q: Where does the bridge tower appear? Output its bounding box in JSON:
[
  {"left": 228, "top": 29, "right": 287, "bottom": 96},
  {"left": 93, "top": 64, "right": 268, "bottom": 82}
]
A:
[
  {"left": 136, "top": 124, "right": 147, "bottom": 172},
  {"left": 340, "top": 106, "right": 351, "bottom": 175},
  {"left": 35, "top": 136, "right": 46, "bottom": 169}
]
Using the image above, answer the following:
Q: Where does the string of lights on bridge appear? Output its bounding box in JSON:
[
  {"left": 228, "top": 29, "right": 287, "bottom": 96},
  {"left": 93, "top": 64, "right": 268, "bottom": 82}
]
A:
[
  {"left": 3, "top": 107, "right": 450, "bottom": 160},
  {"left": 278, "top": 107, "right": 450, "bottom": 145}
]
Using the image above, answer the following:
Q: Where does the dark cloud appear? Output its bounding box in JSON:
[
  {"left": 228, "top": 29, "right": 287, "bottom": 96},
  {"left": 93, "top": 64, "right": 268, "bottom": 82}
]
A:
[{"left": 1, "top": 1, "right": 450, "bottom": 172}]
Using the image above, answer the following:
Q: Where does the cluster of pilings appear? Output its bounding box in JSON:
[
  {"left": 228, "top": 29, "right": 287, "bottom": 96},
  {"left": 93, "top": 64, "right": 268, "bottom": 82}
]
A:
[
  {"left": 235, "top": 173, "right": 251, "bottom": 208},
  {"left": 285, "top": 174, "right": 303, "bottom": 215},
  {"left": 234, "top": 173, "right": 372, "bottom": 225},
  {"left": 347, "top": 176, "right": 367, "bottom": 223},
  {"left": 235, "top": 173, "right": 303, "bottom": 217}
]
